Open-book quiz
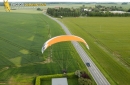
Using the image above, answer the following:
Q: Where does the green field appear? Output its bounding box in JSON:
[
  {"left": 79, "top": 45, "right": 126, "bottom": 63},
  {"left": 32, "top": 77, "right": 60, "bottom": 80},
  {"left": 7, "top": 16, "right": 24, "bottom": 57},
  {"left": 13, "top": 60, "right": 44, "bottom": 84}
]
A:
[
  {"left": 1, "top": 2, "right": 130, "bottom": 85},
  {"left": 0, "top": 11, "right": 93, "bottom": 85},
  {"left": 59, "top": 17, "right": 130, "bottom": 85}
]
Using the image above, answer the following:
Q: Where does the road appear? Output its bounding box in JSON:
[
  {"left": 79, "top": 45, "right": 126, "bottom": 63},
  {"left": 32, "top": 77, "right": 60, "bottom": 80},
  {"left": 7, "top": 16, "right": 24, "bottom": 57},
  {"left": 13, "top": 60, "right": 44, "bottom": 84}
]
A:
[{"left": 44, "top": 13, "right": 110, "bottom": 85}]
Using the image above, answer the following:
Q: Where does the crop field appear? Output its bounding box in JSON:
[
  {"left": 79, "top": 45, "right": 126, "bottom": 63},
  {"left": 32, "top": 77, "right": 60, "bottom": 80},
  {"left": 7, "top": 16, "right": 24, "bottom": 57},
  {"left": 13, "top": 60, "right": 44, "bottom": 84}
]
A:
[
  {"left": 0, "top": 11, "right": 91, "bottom": 85},
  {"left": 1, "top": 2, "right": 130, "bottom": 85},
  {"left": 59, "top": 17, "right": 130, "bottom": 85}
]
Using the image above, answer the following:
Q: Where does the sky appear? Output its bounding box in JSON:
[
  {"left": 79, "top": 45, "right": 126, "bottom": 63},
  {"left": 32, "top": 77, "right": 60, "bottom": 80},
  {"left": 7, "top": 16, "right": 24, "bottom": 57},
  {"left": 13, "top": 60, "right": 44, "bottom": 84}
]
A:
[{"left": 1, "top": 0, "right": 130, "bottom": 2}]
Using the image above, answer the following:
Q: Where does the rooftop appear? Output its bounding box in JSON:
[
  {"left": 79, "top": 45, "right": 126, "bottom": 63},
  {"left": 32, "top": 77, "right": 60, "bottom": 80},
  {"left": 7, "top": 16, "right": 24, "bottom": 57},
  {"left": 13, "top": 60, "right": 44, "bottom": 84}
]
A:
[{"left": 52, "top": 78, "right": 68, "bottom": 85}]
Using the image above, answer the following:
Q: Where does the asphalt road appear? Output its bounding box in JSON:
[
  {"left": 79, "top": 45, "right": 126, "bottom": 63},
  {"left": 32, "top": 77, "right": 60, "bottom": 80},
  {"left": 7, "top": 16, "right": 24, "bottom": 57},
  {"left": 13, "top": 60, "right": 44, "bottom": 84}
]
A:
[{"left": 44, "top": 13, "right": 110, "bottom": 85}]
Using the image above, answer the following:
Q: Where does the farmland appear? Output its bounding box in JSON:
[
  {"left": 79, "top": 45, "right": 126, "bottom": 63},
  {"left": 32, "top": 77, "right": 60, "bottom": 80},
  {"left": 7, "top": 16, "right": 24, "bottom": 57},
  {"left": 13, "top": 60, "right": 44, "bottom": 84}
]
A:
[
  {"left": 0, "top": 11, "right": 91, "bottom": 84},
  {"left": 59, "top": 17, "right": 130, "bottom": 85},
  {"left": 1, "top": 2, "right": 130, "bottom": 85}
]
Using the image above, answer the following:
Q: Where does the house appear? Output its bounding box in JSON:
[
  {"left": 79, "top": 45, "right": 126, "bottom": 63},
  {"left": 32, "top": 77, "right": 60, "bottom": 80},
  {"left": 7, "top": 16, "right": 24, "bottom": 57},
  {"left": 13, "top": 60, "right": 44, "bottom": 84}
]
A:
[
  {"left": 109, "top": 11, "right": 126, "bottom": 14},
  {"left": 83, "top": 8, "right": 92, "bottom": 12}
]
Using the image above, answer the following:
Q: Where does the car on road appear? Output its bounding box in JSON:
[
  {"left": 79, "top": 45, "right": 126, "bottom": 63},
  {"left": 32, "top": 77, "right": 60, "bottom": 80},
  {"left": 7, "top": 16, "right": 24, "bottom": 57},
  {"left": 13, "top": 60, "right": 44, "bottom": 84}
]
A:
[{"left": 86, "top": 62, "right": 91, "bottom": 67}]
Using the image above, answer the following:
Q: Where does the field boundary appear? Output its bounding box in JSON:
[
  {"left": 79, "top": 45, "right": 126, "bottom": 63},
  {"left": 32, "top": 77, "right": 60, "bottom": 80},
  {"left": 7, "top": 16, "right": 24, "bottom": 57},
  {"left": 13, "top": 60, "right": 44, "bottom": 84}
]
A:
[{"left": 35, "top": 72, "right": 76, "bottom": 85}]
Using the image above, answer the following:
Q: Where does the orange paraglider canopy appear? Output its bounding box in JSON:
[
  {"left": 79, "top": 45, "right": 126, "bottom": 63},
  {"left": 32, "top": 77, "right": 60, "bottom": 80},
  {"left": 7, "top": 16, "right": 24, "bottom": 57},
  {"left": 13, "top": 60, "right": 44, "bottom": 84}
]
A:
[{"left": 41, "top": 35, "right": 89, "bottom": 53}]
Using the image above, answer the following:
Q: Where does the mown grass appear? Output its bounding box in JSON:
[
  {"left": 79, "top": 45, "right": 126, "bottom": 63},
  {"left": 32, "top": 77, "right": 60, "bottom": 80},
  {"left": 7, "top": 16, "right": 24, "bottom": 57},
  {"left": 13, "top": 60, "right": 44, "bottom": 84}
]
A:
[
  {"left": 0, "top": 11, "right": 94, "bottom": 84},
  {"left": 59, "top": 17, "right": 130, "bottom": 85}
]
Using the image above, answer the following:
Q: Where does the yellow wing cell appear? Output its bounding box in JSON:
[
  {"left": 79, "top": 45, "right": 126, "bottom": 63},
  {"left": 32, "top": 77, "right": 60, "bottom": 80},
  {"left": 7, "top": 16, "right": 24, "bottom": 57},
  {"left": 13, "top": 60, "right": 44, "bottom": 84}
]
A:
[{"left": 3, "top": 0, "right": 10, "bottom": 12}]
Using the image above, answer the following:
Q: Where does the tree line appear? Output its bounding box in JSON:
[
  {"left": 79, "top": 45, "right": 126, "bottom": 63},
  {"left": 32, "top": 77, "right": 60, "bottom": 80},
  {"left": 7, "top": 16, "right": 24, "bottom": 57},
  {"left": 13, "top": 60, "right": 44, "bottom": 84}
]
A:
[
  {"left": 46, "top": 4, "right": 130, "bottom": 17},
  {"left": 47, "top": 7, "right": 80, "bottom": 17},
  {"left": 82, "top": 11, "right": 130, "bottom": 17},
  {"left": 81, "top": 5, "right": 130, "bottom": 17}
]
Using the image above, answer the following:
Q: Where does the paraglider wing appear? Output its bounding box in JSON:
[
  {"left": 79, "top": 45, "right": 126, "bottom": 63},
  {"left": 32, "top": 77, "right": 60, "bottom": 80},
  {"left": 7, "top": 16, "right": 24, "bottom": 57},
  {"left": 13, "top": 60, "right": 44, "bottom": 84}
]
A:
[
  {"left": 3, "top": 0, "right": 10, "bottom": 12},
  {"left": 41, "top": 35, "right": 89, "bottom": 53}
]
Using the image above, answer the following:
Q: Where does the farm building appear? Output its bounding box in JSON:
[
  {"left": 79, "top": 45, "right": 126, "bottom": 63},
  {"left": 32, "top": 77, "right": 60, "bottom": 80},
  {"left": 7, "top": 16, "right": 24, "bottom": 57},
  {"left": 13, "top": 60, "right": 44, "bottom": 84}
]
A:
[
  {"left": 109, "top": 11, "right": 127, "bottom": 14},
  {"left": 52, "top": 78, "right": 68, "bottom": 85},
  {"left": 83, "top": 8, "right": 92, "bottom": 11}
]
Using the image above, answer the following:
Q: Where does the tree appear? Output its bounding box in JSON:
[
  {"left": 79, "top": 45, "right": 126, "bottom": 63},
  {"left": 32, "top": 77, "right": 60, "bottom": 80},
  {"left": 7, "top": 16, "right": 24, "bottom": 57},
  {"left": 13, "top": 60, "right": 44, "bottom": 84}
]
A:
[
  {"left": 128, "top": 9, "right": 130, "bottom": 12},
  {"left": 78, "top": 78, "right": 92, "bottom": 85},
  {"left": 78, "top": 77, "right": 84, "bottom": 85},
  {"left": 75, "top": 70, "right": 81, "bottom": 77},
  {"left": 81, "top": 71, "right": 91, "bottom": 79},
  {"left": 37, "top": 8, "right": 42, "bottom": 11}
]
